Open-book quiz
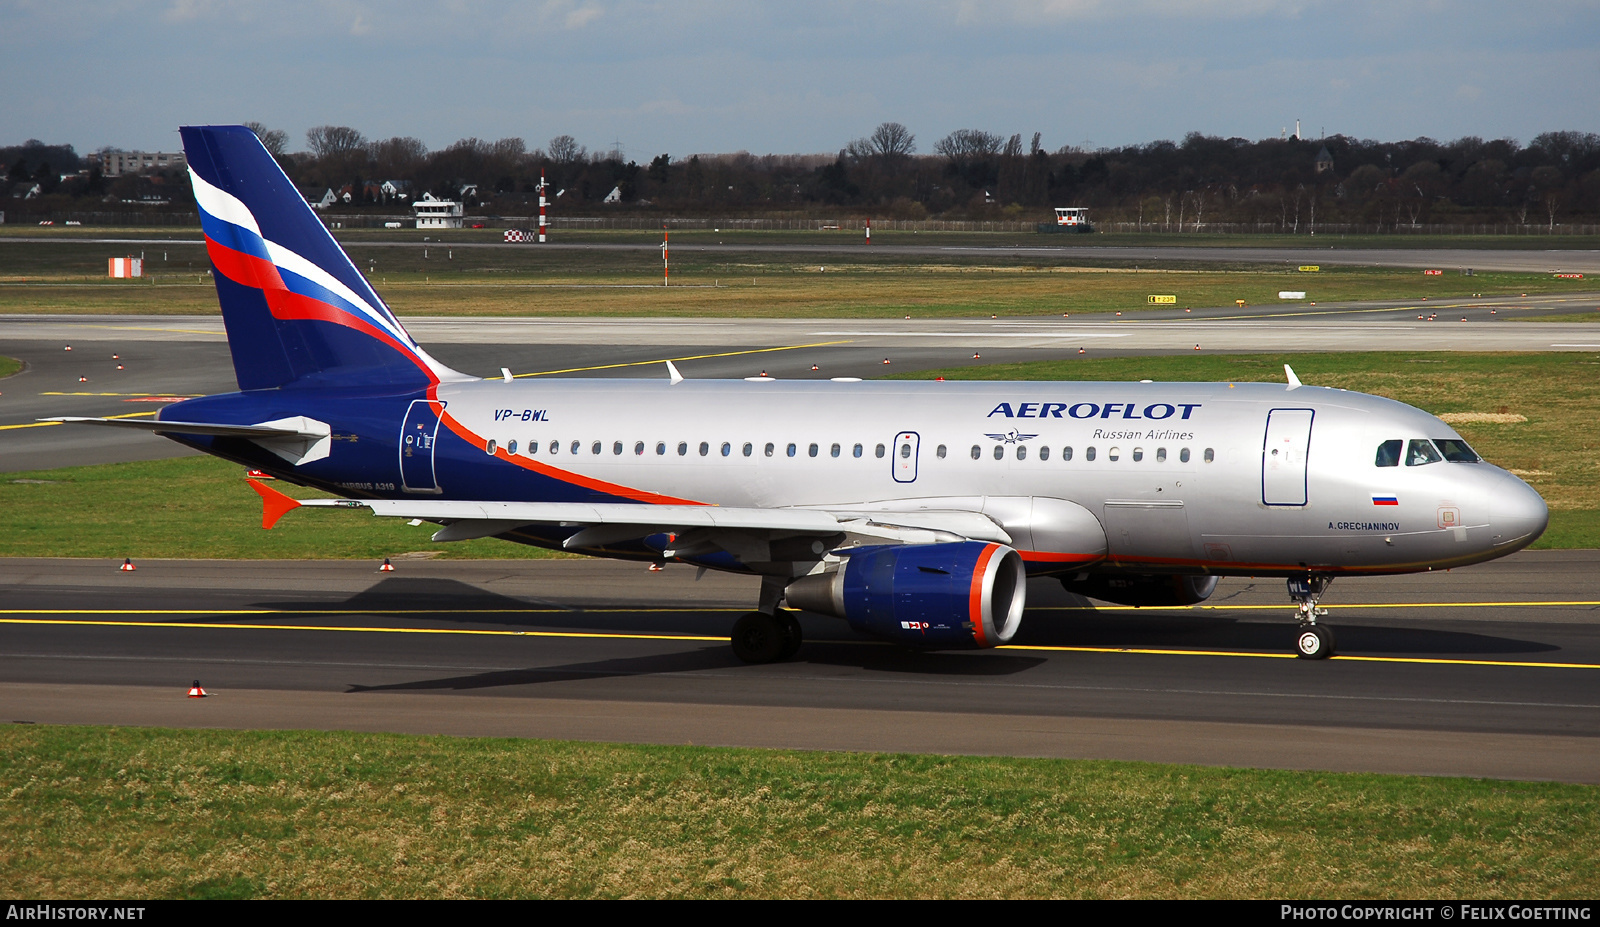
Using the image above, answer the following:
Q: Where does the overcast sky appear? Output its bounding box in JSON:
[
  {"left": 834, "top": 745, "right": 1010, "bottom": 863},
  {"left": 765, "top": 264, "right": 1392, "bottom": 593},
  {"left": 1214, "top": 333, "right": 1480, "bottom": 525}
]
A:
[{"left": 3, "top": 0, "right": 1597, "bottom": 159}]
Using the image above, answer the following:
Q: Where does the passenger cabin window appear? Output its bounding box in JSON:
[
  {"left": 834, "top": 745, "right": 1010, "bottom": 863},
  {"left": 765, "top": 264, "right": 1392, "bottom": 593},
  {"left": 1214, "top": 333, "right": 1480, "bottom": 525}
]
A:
[
  {"left": 613, "top": 441, "right": 623, "bottom": 455},
  {"left": 1375, "top": 440, "right": 1402, "bottom": 468},
  {"left": 936, "top": 445, "right": 946, "bottom": 459},
  {"left": 570, "top": 440, "right": 580, "bottom": 455},
  {"left": 1062, "top": 447, "right": 1073, "bottom": 461},
  {"left": 1086, "top": 447, "right": 1096, "bottom": 461},
  {"left": 529, "top": 441, "right": 538, "bottom": 455},
  {"left": 1406, "top": 439, "right": 1443, "bottom": 466},
  {"left": 993, "top": 445, "right": 1004, "bottom": 460},
  {"left": 743, "top": 442, "right": 753, "bottom": 457},
  {"left": 699, "top": 441, "right": 710, "bottom": 456},
  {"left": 970, "top": 445, "right": 981, "bottom": 460},
  {"left": 721, "top": 442, "right": 731, "bottom": 457},
  {"left": 809, "top": 443, "right": 819, "bottom": 458},
  {"left": 1179, "top": 448, "right": 1189, "bottom": 463},
  {"left": 1132, "top": 448, "right": 1144, "bottom": 462},
  {"left": 876, "top": 444, "right": 886, "bottom": 458},
  {"left": 591, "top": 441, "right": 602, "bottom": 455},
  {"left": 549, "top": 440, "right": 560, "bottom": 455},
  {"left": 678, "top": 441, "right": 688, "bottom": 456},
  {"left": 831, "top": 443, "right": 841, "bottom": 458},
  {"left": 1039, "top": 446, "right": 1050, "bottom": 461},
  {"left": 1203, "top": 448, "right": 1214, "bottom": 463},
  {"left": 635, "top": 441, "right": 645, "bottom": 455},
  {"left": 1108, "top": 447, "right": 1120, "bottom": 461},
  {"left": 508, "top": 440, "right": 518, "bottom": 455},
  {"left": 1435, "top": 439, "right": 1480, "bottom": 463},
  {"left": 486, "top": 439, "right": 497, "bottom": 455},
  {"left": 787, "top": 443, "right": 797, "bottom": 457},
  {"left": 1016, "top": 446, "right": 1027, "bottom": 460},
  {"left": 854, "top": 443, "right": 864, "bottom": 458},
  {"left": 1155, "top": 447, "right": 1166, "bottom": 463},
  {"left": 765, "top": 442, "right": 775, "bottom": 457},
  {"left": 656, "top": 441, "right": 666, "bottom": 455}
]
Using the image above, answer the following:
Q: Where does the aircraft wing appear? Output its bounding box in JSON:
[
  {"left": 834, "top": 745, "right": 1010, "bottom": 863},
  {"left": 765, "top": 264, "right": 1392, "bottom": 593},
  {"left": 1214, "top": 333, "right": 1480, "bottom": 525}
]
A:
[{"left": 249, "top": 480, "right": 1010, "bottom": 552}]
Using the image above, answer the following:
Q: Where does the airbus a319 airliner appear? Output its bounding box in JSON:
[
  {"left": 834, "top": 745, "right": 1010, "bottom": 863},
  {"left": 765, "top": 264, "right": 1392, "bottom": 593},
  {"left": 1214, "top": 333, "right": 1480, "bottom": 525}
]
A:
[{"left": 52, "top": 126, "right": 1549, "bottom": 662}]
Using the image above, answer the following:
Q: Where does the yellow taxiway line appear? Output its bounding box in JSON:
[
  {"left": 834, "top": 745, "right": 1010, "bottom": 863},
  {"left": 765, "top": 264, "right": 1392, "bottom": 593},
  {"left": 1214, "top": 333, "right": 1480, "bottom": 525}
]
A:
[
  {"left": 507, "top": 341, "right": 853, "bottom": 378},
  {"left": 2, "top": 612, "right": 1597, "bottom": 670},
  {"left": 0, "top": 410, "right": 157, "bottom": 431}
]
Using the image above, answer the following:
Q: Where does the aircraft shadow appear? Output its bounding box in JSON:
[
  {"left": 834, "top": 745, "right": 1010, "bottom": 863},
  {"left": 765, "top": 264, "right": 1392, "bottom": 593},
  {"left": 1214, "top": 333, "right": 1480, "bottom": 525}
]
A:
[
  {"left": 347, "top": 644, "right": 1046, "bottom": 694},
  {"left": 1015, "top": 609, "right": 1560, "bottom": 656},
  {"left": 257, "top": 576, "right": 741, "bottom": 636}
]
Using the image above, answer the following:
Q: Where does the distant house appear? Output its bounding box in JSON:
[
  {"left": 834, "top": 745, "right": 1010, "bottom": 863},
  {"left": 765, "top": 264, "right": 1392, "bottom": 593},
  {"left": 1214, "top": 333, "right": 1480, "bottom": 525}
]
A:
[
  {"left": 89, "top": 150, "right": 188, "bottom": 177},
  {"left": 603, "top": 185, "right": 622, "bottom": 204},
  {"left": 301, "top": 188, "right": 337, "bottom": 210},
  {"left": 1315, "top": 145, "right": 1334, "bottom": 174}
]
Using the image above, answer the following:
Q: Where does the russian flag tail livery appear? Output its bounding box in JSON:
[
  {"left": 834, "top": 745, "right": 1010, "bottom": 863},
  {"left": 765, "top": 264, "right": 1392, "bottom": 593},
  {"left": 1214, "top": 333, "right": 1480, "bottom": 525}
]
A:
[{"left": 180, "top": 125, "right": 469, "bottom": 391}]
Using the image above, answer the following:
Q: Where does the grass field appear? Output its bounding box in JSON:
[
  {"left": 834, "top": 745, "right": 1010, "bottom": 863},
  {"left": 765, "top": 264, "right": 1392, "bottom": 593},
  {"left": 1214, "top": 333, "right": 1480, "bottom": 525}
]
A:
[
  {"left": 1, "top": 237, "right": 1592, "bottom": 318},
  {"left": 2, "top": 725, "right": 1594, "bottom": 899},
  {"left": 1, "top": 352, "right": 1594, "bottom": 556},
  {"left": 0, "top": 355, "right": 19, "bottom": 378}
]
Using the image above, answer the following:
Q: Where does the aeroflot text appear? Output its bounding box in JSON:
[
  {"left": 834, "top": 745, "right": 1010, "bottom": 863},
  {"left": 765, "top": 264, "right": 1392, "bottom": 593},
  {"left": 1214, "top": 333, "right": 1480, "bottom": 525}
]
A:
[
  {"left": 1281, "top": 907, "right": 1590, "bottom": 922},
  {"left": 987, "top": 402, "right": 1201, "bottom": 420}
]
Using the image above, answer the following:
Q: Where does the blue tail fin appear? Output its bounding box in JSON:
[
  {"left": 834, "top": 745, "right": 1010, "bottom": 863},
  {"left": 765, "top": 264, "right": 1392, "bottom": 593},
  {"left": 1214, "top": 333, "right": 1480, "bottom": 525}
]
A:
[{"left": 181, "top": 125, "right": 465, "bottom": 391}]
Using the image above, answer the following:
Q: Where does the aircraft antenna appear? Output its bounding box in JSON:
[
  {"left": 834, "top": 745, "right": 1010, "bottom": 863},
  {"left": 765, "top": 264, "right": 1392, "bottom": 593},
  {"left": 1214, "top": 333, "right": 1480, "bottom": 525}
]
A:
[
  {"left": 666, "top": 360, "right": 684, "bottom": 385},
  {"left": 1284, "top": 365, "right": 1303, "bottom": 390}
]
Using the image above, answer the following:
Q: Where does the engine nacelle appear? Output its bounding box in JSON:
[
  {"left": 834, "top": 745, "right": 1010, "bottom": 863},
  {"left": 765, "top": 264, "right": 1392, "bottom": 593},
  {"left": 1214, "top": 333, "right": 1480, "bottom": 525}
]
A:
[
  {"left": 785, "top": 541, "right": 1025, "bottom": 648},
  {"left": 1060, "top": 572, "right": 1218, "bottom": 607}
]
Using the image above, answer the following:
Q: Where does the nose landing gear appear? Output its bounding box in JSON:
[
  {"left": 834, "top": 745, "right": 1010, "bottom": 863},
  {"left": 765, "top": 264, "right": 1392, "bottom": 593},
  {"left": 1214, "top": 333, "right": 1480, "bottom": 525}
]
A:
[{"left": 1289, "top": 574, "right": 1336, "bottom": 659}]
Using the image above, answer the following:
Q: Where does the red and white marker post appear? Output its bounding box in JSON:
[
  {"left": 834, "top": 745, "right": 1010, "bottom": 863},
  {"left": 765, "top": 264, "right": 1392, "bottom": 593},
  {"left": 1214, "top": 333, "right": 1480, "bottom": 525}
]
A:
[{"left": 537, "top": 170, "right": 549, "bottom": 244}]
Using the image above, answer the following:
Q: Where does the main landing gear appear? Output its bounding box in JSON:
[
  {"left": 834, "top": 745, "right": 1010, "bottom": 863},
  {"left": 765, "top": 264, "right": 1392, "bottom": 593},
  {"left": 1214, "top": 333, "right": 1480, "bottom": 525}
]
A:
[
  {"left": 730, "top": 578, "right": 804, "bottom": 664},
  {"left": 730, "top": 610, "right": 802, "bottom": 664},
  {"left": 1289, "top": 574, "right": 1336, "bottom": 659}
]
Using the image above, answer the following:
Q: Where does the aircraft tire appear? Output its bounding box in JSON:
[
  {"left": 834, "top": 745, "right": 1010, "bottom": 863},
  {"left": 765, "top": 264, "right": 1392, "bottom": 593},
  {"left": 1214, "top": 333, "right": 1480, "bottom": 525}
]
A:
[
  {"left": 777, "top": 610, "right": 803, "bottom": 659},
  {"left": 731, "top": 612, "right": 786, "bottom": 664},
  {"left": 1295, "top": 624, "right": 1336, "bottom": 660}
]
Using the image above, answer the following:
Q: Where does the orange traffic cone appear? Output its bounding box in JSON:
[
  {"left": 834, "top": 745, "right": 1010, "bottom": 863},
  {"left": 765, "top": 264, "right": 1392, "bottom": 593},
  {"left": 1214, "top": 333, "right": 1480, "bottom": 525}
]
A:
[
  {"left": 379, "top": 558, "right": 395, "bottom": 572},
  {"left": 119, "top": 558, "right": 136, "bottom": 572},
  {"left": 187, "top": 680, "right": 207, "bottom": 698}
]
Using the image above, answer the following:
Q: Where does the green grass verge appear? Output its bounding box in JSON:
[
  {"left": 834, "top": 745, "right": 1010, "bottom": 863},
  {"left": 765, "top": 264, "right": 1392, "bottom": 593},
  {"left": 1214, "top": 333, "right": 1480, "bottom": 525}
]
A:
[
  {"left": 0, "top": 355, "right": 19, "bottom": 378},
  {"left": 2, "top": 725, "right": 1594, "bottom": 899},
  {"left": 891, "top": 351, "right": 1600, "bottom": 548},
  {"left": 0, "top": 455, "right": 564, "bottom": 560},
  {"left": 1, "top": 239, "right": 1590, "bottom": 318}
]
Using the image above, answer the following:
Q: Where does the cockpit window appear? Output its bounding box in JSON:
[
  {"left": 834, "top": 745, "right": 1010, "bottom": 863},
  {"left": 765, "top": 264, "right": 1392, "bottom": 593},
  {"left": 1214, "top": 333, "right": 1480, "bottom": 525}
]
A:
[
  {"left": 1434, "top": 439, "right": 1480, "bottom": 463},
  {"left": 1405, "top": 439, "right": 1443, "bottom": 466},
  {"left": 1375, "top": 440, "right": 1402, "bottom": 468}
]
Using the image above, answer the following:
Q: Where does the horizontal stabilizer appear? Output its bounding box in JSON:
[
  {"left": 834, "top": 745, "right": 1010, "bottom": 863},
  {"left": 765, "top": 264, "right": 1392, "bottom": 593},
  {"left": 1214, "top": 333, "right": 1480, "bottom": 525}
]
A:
[{"left": 46, "top": 415, "right": 332, "bottom": 465}]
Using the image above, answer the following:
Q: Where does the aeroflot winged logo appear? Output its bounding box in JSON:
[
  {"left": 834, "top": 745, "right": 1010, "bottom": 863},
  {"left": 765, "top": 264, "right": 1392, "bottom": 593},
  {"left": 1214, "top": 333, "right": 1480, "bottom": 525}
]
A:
[
  {"left": 987, "top": 401, "right": 1202, "bottom": 420},
  {"left": 984, "top": 429, "right": 1038, "bottom": 444}
]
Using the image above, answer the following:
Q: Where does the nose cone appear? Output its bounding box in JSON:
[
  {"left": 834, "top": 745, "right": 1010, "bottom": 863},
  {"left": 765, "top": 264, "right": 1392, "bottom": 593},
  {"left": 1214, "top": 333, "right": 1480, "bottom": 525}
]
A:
[{"left": 1490, "top": 471, "right": 1549, "bottom": 551}]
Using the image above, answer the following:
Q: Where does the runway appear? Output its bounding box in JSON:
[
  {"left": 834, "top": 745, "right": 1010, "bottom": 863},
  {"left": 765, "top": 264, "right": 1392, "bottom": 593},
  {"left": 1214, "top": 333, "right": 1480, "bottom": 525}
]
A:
[{"left": 3, "top": 553, "right": 1598, "bottom": 782}]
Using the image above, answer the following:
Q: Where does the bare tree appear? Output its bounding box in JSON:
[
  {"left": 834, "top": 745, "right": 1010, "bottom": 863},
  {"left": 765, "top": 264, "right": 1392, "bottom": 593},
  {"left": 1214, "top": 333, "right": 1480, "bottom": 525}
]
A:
[
  {"left": 934, "top": 129, "right": 1003, "bottom": 161},
  {"left": 305, "top": 125, "right": 367, "bottom": 159},
  {"left": 243, "top": 122, "right": 288, "bottom": 157},
  {"left": 868, "top": 122, "right": 916, "bottom": 158},
  {"left": 547, "top": 135, "right": 585, "bottom": 164},
  {"left": 369, "top": 137, "right": 428, "bottom": 178}
]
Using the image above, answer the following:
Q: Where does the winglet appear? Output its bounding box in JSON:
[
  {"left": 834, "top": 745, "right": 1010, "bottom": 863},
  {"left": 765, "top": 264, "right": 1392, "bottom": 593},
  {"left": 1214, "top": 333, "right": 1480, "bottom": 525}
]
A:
[
  {"left": 248, "top": 478, "right": 301, "bottom": 529},
  {"left": 1284, "top": 364, "right": 1302, "bottom": 390},
  {"left": 666, "top": 360, "right": 684, "bottom": 385}
]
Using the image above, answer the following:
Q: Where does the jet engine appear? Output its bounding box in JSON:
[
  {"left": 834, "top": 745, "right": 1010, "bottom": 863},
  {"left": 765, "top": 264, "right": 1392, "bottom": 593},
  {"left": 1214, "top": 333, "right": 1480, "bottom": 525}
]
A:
[
  {"left": 785, "top": 541, "right": 1025, "bottom": 648},
  {"left": 1060, "top": 572, "right": 1218, "bottom": 607}
]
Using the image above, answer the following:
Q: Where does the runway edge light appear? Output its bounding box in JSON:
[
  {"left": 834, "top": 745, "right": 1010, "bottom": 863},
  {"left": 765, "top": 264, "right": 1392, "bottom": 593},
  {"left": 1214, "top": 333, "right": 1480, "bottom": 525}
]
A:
[
  {"left": 187, "top": 680, "right": 207, "bottom": 698},
  {"left": 119, "top": 558, "right": 136, "bottom": 572}
]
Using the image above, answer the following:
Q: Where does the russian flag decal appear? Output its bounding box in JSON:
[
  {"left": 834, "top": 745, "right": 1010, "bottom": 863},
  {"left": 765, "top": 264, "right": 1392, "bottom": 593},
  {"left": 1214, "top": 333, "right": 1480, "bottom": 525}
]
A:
[{"left": 1371, "top": 494, "right": 1399, "bottom": 506}]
